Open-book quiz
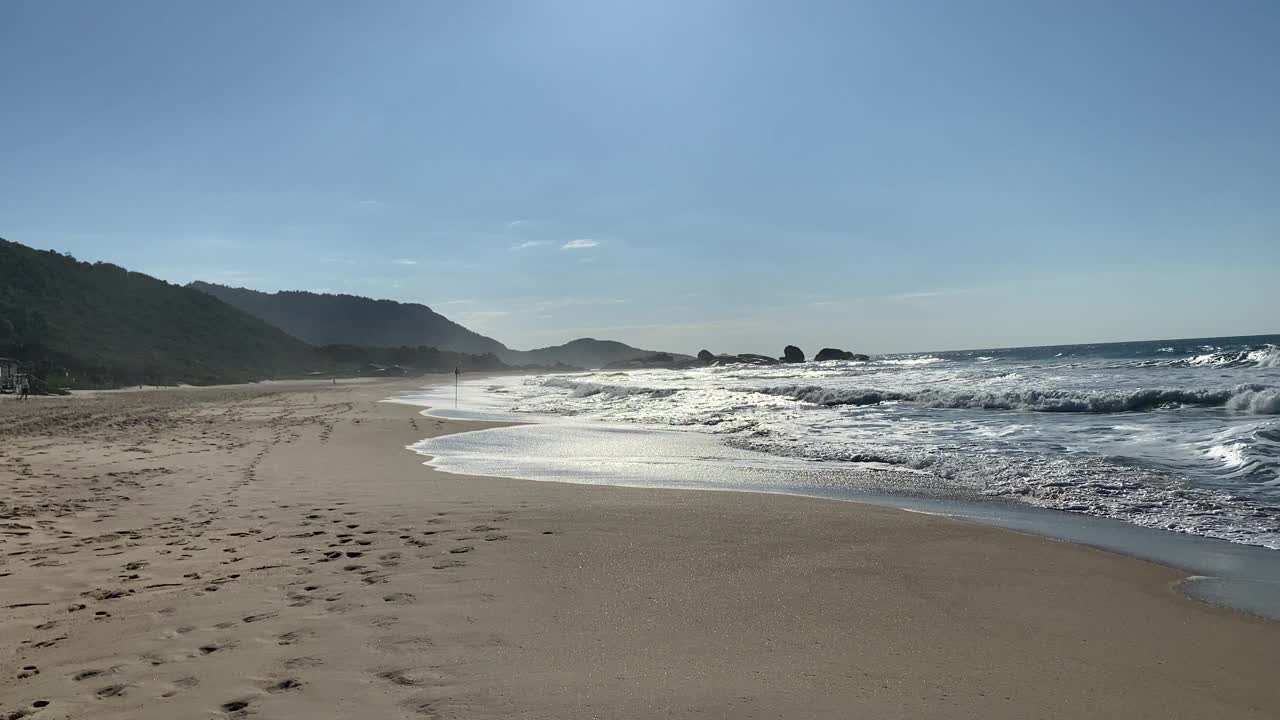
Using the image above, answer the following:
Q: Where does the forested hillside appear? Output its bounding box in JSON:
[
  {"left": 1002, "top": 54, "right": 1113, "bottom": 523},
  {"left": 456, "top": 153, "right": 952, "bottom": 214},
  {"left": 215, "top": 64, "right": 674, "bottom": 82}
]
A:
[
  {"left": 0, "top": 239, "right": 506, "bottom": 388},
  {"left": 190, "top": 282, "right": 509, "bottom": 356}
]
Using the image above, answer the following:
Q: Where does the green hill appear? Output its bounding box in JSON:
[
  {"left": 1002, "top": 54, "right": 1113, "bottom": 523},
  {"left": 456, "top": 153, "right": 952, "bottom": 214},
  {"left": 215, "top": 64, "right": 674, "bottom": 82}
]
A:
[
  {"left": 190, "top": 282, "right": 685, "bottom": 368},
  {"left": 517, "top": 338, "right": 687, "bottom": 368},
  {"left": 189, "top": 282, "right": 509, "bottom": 356},
  {"left": 0, "top": 239, "right": 505, "bottom": 388}
]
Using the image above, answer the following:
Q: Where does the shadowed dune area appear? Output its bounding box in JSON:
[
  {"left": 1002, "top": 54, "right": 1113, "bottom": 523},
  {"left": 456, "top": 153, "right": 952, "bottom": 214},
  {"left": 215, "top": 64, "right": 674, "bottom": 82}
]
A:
[{"left": 0, "top": 379, "right": 1276, "bottom": 719}]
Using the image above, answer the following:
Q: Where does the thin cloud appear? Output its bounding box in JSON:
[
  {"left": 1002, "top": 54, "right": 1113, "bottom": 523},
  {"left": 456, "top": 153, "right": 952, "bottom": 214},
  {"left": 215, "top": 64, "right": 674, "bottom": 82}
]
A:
[
  {"left": 507, "top": 219, "right": 529, "bottom": 229},
  {"left": 561, "top": 238, "right": 599, "bottom": 250},
  {"left": 886, "top": 288, "right": 978, "bottom": 301},
  {"left": 512, "top": 240, "right": 549, "bottom": 250},
  {"left": 392, "top": 259, "right": 418, "bottom": 265}
]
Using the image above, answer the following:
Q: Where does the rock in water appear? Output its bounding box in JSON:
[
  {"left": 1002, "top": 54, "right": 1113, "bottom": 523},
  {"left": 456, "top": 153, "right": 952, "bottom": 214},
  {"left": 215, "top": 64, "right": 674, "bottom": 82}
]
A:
[
  {"left": 814, "top": 348, "right": 854, "bottom": 362},
  {"left": 781, "top": 345, "right": 806, "bottom": 363},
  {"left": 735, "top": 354, "right": 780, "bottom": 365},
  {"left": 697, "top": 349, "right": 715, "bottom": 362}
]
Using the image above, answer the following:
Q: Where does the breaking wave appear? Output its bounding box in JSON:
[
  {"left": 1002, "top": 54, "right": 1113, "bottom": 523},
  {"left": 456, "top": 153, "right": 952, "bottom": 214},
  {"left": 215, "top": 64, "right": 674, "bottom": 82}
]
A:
[
  {"left": 758, "top": 383, "right": 1280, "bottom": 415},
  {"left": 1184, "top": 345, "right": 1280, "bottom": 369},
  {"left": 468, "top": 334, "right": 1280, "bottom": 549},
  {"left": 541, "top": 377, "right": 683, "bottom": 400}
]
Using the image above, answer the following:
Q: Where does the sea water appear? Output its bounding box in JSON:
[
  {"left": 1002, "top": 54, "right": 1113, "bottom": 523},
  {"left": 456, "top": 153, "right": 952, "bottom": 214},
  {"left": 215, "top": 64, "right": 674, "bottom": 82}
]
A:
[{"left": 397, "top": 334, "right": 1280, "bottom": 616}]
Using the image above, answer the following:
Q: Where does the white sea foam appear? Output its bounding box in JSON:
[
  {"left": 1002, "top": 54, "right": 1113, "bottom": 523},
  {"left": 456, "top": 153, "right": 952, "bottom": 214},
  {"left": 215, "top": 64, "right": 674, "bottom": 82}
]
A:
[
  {"left": 1186, "top": 345, "right": 1280, "bottom": 368},
  {"left": 877, "top": 356, "right": 947, "bottom": 366},
  {"left": 1227, "top": 387, "right": 1280, "bottom": 415},
  {"left": 424, "top": 336, "right": 1280, "bottom": 549},
  {"left": 758, "top": 383, "right": 1280, "bottom": 414}
]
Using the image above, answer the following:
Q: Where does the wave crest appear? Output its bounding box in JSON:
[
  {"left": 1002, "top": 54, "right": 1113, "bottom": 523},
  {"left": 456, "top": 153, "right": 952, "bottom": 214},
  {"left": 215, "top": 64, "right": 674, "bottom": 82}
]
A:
[
  {"left": 759, "top": 383, "right": 1280, "bottom": 414},
  {"left": 1185, "top": 345, "right": 1280, "bottom": 369},
  {"left": 541, "top": 378, "right": 682, "bottom": 400}
]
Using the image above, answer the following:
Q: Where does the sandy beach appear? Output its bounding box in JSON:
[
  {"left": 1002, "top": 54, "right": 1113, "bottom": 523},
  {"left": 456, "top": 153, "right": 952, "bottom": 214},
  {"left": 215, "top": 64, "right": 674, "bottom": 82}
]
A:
[{"left": 1, "top": 379, "right": 1276, "bottom": 720}]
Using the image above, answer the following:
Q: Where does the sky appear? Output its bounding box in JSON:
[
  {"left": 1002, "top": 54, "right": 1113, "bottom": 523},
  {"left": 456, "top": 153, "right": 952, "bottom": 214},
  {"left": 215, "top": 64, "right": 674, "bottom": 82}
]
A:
[{"left": 2, "top": 1, "right": 1277, "bottom": 354}]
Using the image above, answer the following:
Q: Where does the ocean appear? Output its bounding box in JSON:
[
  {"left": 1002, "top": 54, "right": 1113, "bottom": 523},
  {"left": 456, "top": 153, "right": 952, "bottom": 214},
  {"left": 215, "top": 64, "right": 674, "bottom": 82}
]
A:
[{"left": 402, "top": 334, "right": 1279, "bottom": 553}]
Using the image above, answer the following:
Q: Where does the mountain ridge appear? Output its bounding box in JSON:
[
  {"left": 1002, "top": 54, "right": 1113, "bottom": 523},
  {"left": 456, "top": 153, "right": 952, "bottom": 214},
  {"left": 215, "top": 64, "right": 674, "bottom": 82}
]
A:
[
  {"left": 189, "top": 282, "right": 508, "bottom": 356},
  {"left": 189, "top": 282, "right": 683, "bottom": 368},
  {"left": 0, "top": 238, "right": 506, "bottom": 388}
]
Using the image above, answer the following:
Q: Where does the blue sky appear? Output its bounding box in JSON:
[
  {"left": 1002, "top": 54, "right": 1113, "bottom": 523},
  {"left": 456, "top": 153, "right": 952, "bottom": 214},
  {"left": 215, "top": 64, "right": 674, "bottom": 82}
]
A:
[{"left": 2, "top": 1, "right": 1276, "bottom": 354}]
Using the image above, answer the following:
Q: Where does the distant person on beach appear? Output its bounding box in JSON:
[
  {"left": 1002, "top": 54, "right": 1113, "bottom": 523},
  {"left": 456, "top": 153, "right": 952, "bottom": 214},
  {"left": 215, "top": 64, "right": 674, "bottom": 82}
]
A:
[{"left": 19, "top": 376, "right": 30, "bottom": 401}]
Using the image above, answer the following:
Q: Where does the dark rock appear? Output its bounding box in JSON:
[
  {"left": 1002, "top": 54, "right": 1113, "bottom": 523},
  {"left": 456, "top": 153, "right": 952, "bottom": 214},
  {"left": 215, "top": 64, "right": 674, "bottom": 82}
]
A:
[
  {"left": 781, "top": 345, "right": 805, "bottom": 363},
  {"left": 850, "top": 353, "right": 871, "bottom": 362},
  {"left": 814, "top": 348, "right": 854, "bottom": 362},
  {"left": 735, "top": 354, "right": 780, "bottom": 365},
  {"left": 697, "top": 349, "right": 715, "bottom": 362}
]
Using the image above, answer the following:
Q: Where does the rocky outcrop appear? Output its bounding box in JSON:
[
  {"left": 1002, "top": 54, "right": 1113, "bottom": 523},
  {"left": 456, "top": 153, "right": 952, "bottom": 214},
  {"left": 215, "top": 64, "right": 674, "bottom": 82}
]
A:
[
  {"left": 814, "top": 348, "right": 853, "bottom": 362},
  {"left": 735, "top": 353, "right": 780, "bottom": 365},
  {"left": 632, "top": 345, "right": 866, "bottom": 369},
  {"left": 813, "top": 348, "right": 872, "bottom": 362},
  {"left": 781, "top": 345, "right": 805, "bottom": 363}
]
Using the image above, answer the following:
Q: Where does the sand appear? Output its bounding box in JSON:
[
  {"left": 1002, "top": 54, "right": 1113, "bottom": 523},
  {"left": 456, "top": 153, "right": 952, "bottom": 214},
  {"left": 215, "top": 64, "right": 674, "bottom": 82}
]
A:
[{"left": 1, "top": 379, "right": 1276, "bottom": 719}]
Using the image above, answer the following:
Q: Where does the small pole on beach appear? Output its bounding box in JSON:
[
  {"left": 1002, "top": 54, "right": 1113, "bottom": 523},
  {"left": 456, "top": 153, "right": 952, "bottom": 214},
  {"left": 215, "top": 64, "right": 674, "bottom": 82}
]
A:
[{"left": 454, "top": 366, "right": 459, "bottom": 409}]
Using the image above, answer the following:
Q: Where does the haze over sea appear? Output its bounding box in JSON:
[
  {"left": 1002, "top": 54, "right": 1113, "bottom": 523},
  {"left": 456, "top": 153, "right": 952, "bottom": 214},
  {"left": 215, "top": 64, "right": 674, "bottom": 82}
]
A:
[{"left": 407, "top": 334, "right": 1280, "bottom": 550}]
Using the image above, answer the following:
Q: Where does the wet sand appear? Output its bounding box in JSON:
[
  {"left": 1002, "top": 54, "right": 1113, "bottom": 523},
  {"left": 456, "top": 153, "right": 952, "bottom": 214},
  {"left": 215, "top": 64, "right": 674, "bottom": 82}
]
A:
[{"left": 1, "top": 379, "right": 1276, "bottom": 719}]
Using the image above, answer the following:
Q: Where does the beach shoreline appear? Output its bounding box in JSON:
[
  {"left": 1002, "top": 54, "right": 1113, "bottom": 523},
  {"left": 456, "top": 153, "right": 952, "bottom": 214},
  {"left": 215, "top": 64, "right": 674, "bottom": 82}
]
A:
[
  {"left": 1, "top": 378, "right": 1276, "bottom": 718},
  {"left": 405, "top": 376, "right": 1280, "bottom": 621}
]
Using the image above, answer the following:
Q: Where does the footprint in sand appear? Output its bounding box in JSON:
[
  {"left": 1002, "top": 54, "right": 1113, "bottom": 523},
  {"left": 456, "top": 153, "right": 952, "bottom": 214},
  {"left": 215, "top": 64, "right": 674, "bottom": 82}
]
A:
[
  {"left": 95, "top": 684, "right": 129, "bottom": 698},
  {"left": 276, "top": 630, "right": 308, "bottom": 646},
  {"left": 197, "top": 641, "right": 234, "bottom": 656},
  {"left": 449, "top": 546, "right": 473, "bottom": 554},
  {"left": 377, "top": 667, "right": 432, "bottom": 687},
  {"left": 31, "top": 636, "right": 68, "bottom": 649},
  {"left": 159, "top": 676, "right": 199, "bottom": 698},
  {"left": 265, "top": 677, "right": 303, "bottom": 693}
]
